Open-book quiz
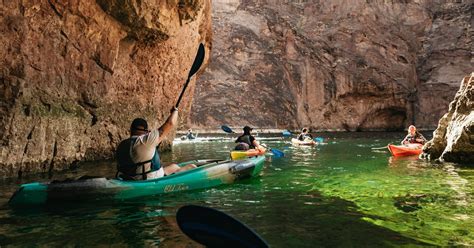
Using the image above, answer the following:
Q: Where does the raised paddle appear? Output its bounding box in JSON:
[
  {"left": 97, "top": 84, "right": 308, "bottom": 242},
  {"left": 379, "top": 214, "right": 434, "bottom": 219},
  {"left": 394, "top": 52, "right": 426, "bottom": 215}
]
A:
[
  {"left": 175, "top": 43, "right": 206, "bottom": 108},
  {"left": 177, "top": 205, "right": 269, "bottom": 248},
  {"left": 158, "top": 43, "right": 205, "bottom": 149},
  {"left": 221, "top": 125, "right": 235, "bottom": 133}
]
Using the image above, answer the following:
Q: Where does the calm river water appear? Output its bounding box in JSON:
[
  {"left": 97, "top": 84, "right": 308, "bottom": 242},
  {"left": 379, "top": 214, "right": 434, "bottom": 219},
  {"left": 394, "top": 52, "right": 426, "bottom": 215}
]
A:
[{"left": 1, "top": 132, "right": 473, "bottom": 247}]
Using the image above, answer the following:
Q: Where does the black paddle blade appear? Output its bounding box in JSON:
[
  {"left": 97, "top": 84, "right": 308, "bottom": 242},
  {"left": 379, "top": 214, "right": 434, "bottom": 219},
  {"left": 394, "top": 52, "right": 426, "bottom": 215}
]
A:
[
  {"left": 177, "top": 205, "right": 269, "bottom": 248},
  {"left": 221, "top": 125, "right": 234, "bottom": 133},
  {"left": 175, "top": 43, "right": 206, "bottom": 108},
  {"left": 188, "top": 43, "right": 205, "bottom": 78}
]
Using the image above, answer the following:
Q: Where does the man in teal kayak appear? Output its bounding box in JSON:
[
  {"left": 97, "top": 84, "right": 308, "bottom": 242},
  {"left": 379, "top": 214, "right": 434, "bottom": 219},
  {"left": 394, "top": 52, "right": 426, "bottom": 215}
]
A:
[
  {"left": 234, "top": 126, "right": 263, "bottom": 151},
  {"left": 116, "top": 108, "right": 196, "bottom": 180},
  {"left": 401, "top": 125, "right": 427, "bottom": 145}
]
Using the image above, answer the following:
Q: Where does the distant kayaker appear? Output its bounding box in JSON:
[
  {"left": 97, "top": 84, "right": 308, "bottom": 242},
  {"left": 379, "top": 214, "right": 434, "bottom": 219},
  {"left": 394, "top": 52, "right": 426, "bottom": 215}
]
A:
[
  {"left": 116, "top": 108, "right": 196, "bottom": 180},
  {"left": 297, "top": 128, "right": 313, "bottom": 141},
  {"left": 401, "top": 125, "right": 427, "bottom": 145},
  {"left": 234, "top": 126, "right": 263, "bottom": 151},
  {"left": 186, "top": 128, "right": 196, "bottom": 140}
]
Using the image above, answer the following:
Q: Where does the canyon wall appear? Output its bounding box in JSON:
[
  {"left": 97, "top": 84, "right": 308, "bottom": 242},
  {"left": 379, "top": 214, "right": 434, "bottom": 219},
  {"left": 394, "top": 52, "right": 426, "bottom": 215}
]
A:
[
  {"left": 189, "top": 0, "right": 472, "bottom": 131},
  {"left": 0, "top": 0, "right": 211, "bottom": 178},
  {"left": 423, "top": 73, "right": 473, "bottom": 164}
]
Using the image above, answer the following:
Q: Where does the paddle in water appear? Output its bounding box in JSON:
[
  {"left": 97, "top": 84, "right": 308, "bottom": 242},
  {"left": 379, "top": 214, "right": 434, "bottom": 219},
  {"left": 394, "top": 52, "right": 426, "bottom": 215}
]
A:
[
  {"left": 282, "top": 130, "right": 292, "bottom": 137},
  {"left": 269, "top": 148, "right": 284, "bottom": 157},
  {"left": 314, "top": 137, "right": 324, "bottom": 143},
  {"left": 371, "top": 145, "right": 389, "bottom": 150},
  {"left": 177, "top": 205, "right": 269, "bottom": 248}
]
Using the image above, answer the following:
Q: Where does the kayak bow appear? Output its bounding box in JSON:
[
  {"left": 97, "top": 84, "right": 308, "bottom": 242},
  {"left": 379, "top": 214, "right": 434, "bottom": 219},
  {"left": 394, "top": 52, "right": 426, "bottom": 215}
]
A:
[{"left": 387, "top": 144, "right": 423, "bottom": 157}]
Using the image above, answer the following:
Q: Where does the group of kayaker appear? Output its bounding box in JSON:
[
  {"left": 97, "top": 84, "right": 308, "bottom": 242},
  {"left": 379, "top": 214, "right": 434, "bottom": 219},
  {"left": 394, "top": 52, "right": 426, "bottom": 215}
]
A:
[{"left": 115, "top": 105, "right": 428, "bottom": 181}]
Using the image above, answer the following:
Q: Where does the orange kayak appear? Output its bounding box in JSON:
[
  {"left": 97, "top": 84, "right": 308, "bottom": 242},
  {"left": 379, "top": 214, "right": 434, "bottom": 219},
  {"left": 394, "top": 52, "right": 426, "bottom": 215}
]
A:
[
  {"left": 230, "top": 148, "right": 266, "bottom": 160},
  {"left": 387, "top": 144, "right": 423, "bottom": 157}
]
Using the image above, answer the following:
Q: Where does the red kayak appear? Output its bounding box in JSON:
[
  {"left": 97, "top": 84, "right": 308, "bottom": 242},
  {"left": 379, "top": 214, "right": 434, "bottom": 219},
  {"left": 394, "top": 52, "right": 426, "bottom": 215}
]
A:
[{"left": 388, "top": 144, "right": 423, "bottom": 157}]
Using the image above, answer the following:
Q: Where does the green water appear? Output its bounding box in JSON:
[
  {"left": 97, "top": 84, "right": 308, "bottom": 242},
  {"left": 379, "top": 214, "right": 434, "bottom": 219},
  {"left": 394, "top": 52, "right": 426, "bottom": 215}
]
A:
[{"left": 1, "top": 132, "right": 473, "bottom": 247}]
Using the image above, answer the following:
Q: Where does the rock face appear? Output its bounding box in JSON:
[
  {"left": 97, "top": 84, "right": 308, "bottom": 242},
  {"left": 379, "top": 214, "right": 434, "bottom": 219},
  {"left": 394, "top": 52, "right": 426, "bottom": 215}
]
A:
[
  {"left": 423, "top": 74, "right": 473, "bottom": 164},
  {"left": 189, "top": 0, "right": 472, "bottom": 131},
  {"left": 0, "top": 0, "right": 211, "bottom": 178}
]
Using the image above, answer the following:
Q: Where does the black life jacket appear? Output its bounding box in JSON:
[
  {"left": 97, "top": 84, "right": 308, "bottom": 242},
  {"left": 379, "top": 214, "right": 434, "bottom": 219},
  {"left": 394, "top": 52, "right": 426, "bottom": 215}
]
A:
[
  {"left": 116, "top": 137, "right": 161, "bottom": 180},
  {"left": 236, "top": 135, "right": 255, "bottom": 149}
]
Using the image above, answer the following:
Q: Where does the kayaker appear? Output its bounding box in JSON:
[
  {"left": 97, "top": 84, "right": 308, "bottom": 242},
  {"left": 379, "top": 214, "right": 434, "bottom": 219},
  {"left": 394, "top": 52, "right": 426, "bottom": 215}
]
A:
[
  {"left": 116, "top": 108, "right": 196, "bottom": 180},
  {"left": 234, "top": 126, "right": 263, "bottom": 151},
  {"left": 401, "top": 125, "right": 427, "bottom": 145},
  {"left": 186, "top": 128, "right": 196, "bottom": 139},
  {"left": 297, "top": 128, "right": 313, "bottom": 141}
]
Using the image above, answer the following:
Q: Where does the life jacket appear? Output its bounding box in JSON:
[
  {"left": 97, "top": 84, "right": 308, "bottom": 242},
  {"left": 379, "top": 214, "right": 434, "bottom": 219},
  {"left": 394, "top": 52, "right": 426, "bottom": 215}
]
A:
[
  {"left": 406, "top": 133, "right": 424, "bottom": 144},
  {"left": 297, "top": 133, "right": 312, "bottom": 141},
  {"left": 116, "top": 137, "right": 161, "bottom": 180},
  {"left": 236, "top": 135, "right": 255, "bottom": 149}
]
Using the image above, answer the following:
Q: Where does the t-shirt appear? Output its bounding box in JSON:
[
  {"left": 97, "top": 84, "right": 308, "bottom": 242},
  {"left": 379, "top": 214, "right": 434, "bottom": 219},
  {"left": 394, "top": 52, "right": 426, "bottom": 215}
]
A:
[{"left": 129, "top": 129, "right": 164, "bottom": 179}]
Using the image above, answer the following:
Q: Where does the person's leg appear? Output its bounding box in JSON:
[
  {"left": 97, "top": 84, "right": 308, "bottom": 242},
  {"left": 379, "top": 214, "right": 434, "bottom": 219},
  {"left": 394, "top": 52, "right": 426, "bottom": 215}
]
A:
[{"left": 163, "top": 163, "right": 197, "bottom": 175}]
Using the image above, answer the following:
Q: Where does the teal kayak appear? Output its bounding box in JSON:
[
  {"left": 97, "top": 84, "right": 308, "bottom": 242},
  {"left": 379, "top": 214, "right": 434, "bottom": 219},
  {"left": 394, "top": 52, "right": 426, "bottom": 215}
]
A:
[{"left": 9, "top": 156, "right": 266, "bottom": 205}]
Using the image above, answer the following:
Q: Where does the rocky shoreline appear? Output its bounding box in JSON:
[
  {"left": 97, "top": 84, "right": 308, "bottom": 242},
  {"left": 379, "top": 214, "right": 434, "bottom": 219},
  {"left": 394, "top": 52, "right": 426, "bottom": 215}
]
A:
[{"left": 422, "top": 73, "right": 474, "bottom": 164}]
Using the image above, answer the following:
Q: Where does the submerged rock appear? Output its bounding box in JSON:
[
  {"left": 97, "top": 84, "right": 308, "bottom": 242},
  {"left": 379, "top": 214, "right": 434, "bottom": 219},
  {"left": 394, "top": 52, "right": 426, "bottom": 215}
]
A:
[
  {"left": 0, "top": 1, "right": 212, "bottom": 178},
  {"left": 422, "top": 74, "right": 474, "bottom": 164}
]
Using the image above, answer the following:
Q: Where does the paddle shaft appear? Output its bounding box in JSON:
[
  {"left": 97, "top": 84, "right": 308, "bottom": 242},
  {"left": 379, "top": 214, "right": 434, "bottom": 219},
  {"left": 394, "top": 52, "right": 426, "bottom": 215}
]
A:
[
  {"left": 175, "top": 77, "right": 191, "bottom": 108},
  {"left": 371, "top": 146, "right": 388, "bottom": 150},
  {"left": 175, "top": 43, "right": 205, "bottom": 108}
]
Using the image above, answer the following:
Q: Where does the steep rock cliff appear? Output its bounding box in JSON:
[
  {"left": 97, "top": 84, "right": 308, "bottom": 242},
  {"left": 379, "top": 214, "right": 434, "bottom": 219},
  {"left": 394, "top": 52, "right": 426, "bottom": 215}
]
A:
[
  {"left": 0, "top": 0, "right": 211, "bottom": 178},
  {"left": 423, "top": 73, "right": 473, "bottom": 164},
  {"left": 189, "top": 0, "right": 472, "bottom": 131}
]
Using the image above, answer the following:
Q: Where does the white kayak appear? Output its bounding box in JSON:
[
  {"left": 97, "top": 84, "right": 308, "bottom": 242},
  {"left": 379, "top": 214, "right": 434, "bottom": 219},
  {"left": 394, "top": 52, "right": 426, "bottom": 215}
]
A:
[{"left": 291, "top": 138, "right": 316, "bottom": 146}]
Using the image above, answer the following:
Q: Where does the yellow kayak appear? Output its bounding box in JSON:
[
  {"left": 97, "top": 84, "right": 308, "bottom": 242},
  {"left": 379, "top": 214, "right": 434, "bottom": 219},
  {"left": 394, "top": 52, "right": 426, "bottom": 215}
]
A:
[{"left": 230, "top": 148, "right": 267, "bottom": 160}]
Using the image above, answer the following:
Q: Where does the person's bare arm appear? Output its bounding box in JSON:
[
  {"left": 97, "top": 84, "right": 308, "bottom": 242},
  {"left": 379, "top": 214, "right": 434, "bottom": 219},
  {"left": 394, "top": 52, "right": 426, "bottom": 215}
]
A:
[{"left": 158, "top": 108, "right": 178, "bottom": 140}]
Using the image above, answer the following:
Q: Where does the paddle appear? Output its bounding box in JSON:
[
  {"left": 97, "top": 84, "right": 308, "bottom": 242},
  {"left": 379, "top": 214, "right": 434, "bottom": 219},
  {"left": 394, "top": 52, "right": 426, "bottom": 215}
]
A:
[
  {"left": 158, "top": 43, "right": 205, "bottom": 149},
  {"left": 282, "top": 130, "right": 291, "bottom": 137},
  {"left": 221, "top": 125, "right": 235, "bottom": 133},
  {"left": 314, "top": 137, "right": 324, "bottom": 143},
  {"left": 175, "top": 43, "right": 206, "bottom": 108},
  {"left": 177, "top": 205, "right": 269, "bottom": 248},
  {"left": 371, "top": 145, "right": 388, "bottom": 150},
  {"left": 258, "top": 144, "right": 284, "bottom": 158}
]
